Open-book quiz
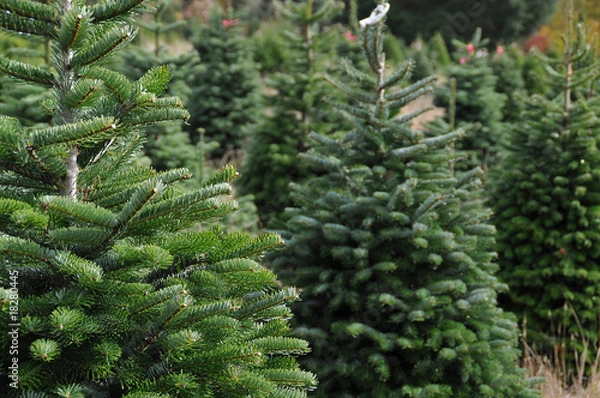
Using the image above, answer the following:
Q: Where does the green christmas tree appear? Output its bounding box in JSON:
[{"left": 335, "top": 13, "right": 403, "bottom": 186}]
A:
[
  {"left": 184, "top": 7, "right": 261, "bottom": 163},
  {"left": 434, "top": 28, "right": 508, "bottom": 170},
  {"left": 270, "top": 3, "right": 536, "bottom": 396},
  {"left": 239, "top": 0, "right": 345, "bottom": 225},
  {"left": 491, "top": 20, "right": 600, "bottom": 376},
  {"left": 0, "top": 0, "right": 316, "bottom": 395},
  {"left": 489, "top": 45, "right": 527, "bottom": 125}
]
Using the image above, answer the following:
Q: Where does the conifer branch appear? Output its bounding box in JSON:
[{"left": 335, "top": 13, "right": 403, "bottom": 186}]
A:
[
  {"left": 24, "top": 145, "right": 53, "bottom": 177},
  {"left": 91, "top": 0, "right": 147, "bottom": 22},
  {"left": 58, "top": 11, "right": 87, "bottom": 51},
  {"left": 0, "top": 0, "right": 57, "bottom": 22},
  {"left": 0, "top": 56, "right": 55, "bottom": 86},
  {"left": 41, "top": 196, "right": 118, "bottom": 228},
  {"left": 324, "top": 75, "right": 376, "bottom": 104},
  {"left": 79, "top": 66, "right": 133, "bottom": 102},
  {"left": 71, "top": 26, "right": 134, "bottom": 67},
  {"left": 0, "top": 11, "right": 57, "bottom": 37},
  {"left": 31, "top": 117, "right": 117, "bottom": 148}
]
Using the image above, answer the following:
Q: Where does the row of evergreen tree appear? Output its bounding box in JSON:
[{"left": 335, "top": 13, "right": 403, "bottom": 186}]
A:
[{"left": 1, "top": 0, "right": 599, "bottom": 396}]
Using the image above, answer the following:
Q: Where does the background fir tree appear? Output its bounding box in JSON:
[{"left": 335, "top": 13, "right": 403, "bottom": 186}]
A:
[
  {"left": 109, "top": 0, "right": 198, "bottom": 172},
  {"left": 133, "top": 0, "right": 187, "bottom": 59},
  {"left": 0, "top": 0, "right": 316, "bottom": 395},
  {"left": 489, "top": 45, "right": 527, "bottom": 125},
  {"left": 405, "top": 33, "right": 452, "bottom": 84},
  {"left": 491, "top": 20, "right": 600, "bottom": 377},
  {"left": 0, "top": 32, "right": 52, "bottom": 128},
  {"left": 239, "top": 0, "right": 345, "bottom": 225},
  {"left": 184, "top": 6, "right": 261, "bottom": 164},
  {"left": 270, "top": 4, "right": 537, "bottom": 396},
  {"left": 434, "top": 28, "right": 507, "bottom": 170}
]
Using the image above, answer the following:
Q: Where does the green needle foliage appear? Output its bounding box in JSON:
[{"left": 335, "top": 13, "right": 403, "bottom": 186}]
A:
[
  {"left": 184, "top": 7, "right": 261, "bottom": 163},
  {"left": 0, "top": 33, "right": 52, "bottom": 128},
  {"left": 0, "top": 0, "right": 315, "bottom": 396},
  {"left": 434, "top": 28, "right": 507, "bottom": 171},
  {"left": 491, "top": 21, "right": 600, "bottom": 375},
  {"left": 270, "top": 4, "right": 536, "bottom": 397},
  {"left": 239, "top": 0, "right": 345, "bottom": 225}
]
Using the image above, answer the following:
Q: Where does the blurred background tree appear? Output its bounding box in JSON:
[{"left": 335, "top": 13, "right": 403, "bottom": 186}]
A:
[
  {"left": 355, "top": 0, "right": 560, "bottom": 45},
  {"left": 184, "top": 7, "right": 261, "bottom": 164},
  {"left": 238, "top": 0, "right": 348, "bottom": 226}
]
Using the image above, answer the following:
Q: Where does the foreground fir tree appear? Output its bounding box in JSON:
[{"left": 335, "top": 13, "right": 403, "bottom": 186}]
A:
[
  {"left": 0, "top": 0, "right": 316, "bottom": 395},
  {"left": 491, "top": 21, "right": 600, "bottom": 374},
  {"left": 270, "top": 4, "right": 536, "bottom": 397}
]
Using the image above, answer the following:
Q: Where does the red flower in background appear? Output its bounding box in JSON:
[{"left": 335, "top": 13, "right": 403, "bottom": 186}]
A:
[
  {"left": 222, "top": 18, "right": 239, "bottom": 28},
  {"left": 345, "top": 30, "right": 357, "bottom": 42},
  {"left": 466, "top": 43, "right": 475, "bottom": 55}
]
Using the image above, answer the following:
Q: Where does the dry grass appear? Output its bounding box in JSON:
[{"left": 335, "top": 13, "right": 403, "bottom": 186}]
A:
[
  {"left": 523, "top": 342, "right": 600, "bottom": 397},
  {"left": 521, "top": 307, "right": 600, "bottom": 398}
]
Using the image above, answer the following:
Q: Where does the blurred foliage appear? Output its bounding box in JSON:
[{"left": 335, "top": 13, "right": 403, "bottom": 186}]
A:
[
  {"left": 434, "top": 29, "right": 508, "bottom": 170},
  {"left": 538, "top": 0, "right": 600, "bottom": 53},
  {"left": 184, "top": 7, "right": 261, "bottom": 162},
  {"left": 355, "top": 0, "right": 560, "bottom": 45},
  {"left": 0, "top": 32, "right": 51, "bottom": 128},
  {"left": 251, "top": 19, "right": 291, "bottom": 74}
]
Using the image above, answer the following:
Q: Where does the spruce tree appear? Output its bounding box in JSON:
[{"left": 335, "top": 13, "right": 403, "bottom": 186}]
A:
[
  {"left": 239, "top": 0, "right": 344, "bottom": 225},
  {"left": 491, "top": 21, "right": 600, "bottom": 374},
  {"left": 184, "top": 7, "right": 261, "bottom": 163},
  {"left": 489, "top": 45, "right": 526, "bottom": 125},
  {"left": 0, "top": 0, "right": 316, "bottom": 395},
  {"left": 434, "top": 29, "right": 507, "bottom": 170},
  {"left": 270, "top": 3, "right": 536, "bottom": 396}
]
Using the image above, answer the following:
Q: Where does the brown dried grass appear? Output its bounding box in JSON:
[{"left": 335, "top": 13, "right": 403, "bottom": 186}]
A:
[
  {"left": 523, "top": 342, "right": 600, "bottom": 398},
  {"left": 521, "top": 305, "right": 600, "bottom": 398}
]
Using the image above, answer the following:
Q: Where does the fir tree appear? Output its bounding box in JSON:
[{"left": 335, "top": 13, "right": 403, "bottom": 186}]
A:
[
  {"left": 239, "top": 0, "right": 345, "bottom": 225},
  {"left": 184, "top": 7, "right": 261, "bottom": 163},
  {"left": 434, "top": 28, "right": 507, "bottom": 170},
  {"left": 270, "top": 4, "right": 536, "bottom": 396},
  {"left": 491, "top": 21, "right": 600, "bottom": 375},
  {"left": 489, "top": 45, "right": 527, "bottom": 125},
  {"left": 0, "top": 0, "right": 316, "bottom": 395}
]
